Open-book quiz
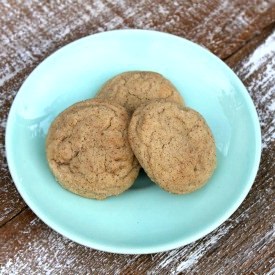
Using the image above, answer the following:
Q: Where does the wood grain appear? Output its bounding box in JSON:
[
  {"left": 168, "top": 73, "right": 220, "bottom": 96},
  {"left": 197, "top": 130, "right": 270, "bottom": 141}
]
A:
[{"left": 0, "top": 0, "right": 275, "bottom": 273}]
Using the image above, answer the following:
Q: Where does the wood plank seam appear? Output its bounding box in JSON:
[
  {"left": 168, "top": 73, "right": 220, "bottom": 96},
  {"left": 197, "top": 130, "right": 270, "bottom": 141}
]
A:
[
  {"left": 0, "top": 206, "right": 28, "bottom": 230},
  {"left": 221, "top": 21, "right": 275, "bottom": 61}
]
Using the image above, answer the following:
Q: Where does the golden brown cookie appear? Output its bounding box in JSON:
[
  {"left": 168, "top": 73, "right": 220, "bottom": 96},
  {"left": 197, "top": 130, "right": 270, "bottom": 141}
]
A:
[
  {"left": 46, "top": 99, "right": 140, "bottom": 199},
  {"left": 128, "top": 101, "right": 216, "bottom": 194},
  {"left": 96, "top": 71, "right": 184, "bottom": 113}
]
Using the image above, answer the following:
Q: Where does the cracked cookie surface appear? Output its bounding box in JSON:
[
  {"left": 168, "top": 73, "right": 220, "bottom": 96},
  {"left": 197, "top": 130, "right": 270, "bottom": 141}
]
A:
[
  {"left": 96, "top": 71, "right": 184, "bottom": 113},
  {"left": 46, "top": 99, "right": 140, "bottom": 199},
  {"left": 128, "top": 101, "right": 216, "bottom": 194}
]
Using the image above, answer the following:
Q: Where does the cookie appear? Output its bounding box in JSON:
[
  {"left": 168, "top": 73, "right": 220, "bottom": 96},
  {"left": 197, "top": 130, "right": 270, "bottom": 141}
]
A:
[
  {"left": 46, "top": 99, "right": 140, "bottom": 199},
  {"left": 96, "top": 71, "right": 184, "bottom": 113},
  {"left": 128, "top": 100, "right": 216, "bottom": 194}
]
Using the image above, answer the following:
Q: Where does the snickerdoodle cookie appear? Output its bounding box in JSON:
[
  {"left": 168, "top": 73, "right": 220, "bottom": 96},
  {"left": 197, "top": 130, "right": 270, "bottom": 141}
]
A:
[
  {"left": 96, "top": 71, "right": 184, "bottom": 113},
  {"left": 46, "top": 99, "right": 140, "bottom": 199},
  {"left": 128, "top": 100, "right": 216, "bottom": 194}
]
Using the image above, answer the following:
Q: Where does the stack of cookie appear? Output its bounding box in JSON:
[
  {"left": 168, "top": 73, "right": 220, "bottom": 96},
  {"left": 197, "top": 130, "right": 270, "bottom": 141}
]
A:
[{"left": 46, "top": 71, "right": 216, "bottom": 199}]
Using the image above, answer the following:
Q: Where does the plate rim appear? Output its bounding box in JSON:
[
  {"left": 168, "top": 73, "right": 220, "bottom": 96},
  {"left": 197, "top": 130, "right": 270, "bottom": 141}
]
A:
[{"left": 5, "top": 29, "right": 262, "bottom": 254}]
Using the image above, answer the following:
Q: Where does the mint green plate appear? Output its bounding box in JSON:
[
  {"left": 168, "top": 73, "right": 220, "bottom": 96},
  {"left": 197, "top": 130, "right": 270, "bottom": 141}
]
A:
[{"left": 6, "top": 30, "right": 261, "bottom": 254}]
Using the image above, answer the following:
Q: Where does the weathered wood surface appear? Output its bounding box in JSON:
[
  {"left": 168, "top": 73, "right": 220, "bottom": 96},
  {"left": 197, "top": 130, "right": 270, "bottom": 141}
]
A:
[{"left": 0, "top": 0, "right": 274, "bottom": 274}]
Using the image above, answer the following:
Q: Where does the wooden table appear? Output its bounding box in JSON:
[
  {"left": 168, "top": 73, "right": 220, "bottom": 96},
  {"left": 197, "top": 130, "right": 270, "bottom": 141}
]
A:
[{"left": 0, "top": 1, "right": 274, "bottom": 274}]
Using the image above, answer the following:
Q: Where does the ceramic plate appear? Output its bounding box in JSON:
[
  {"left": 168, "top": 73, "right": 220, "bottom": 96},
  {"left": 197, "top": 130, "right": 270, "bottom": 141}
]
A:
[{"left": 6, "top": 30, "right": 261, "bottom": 254}]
